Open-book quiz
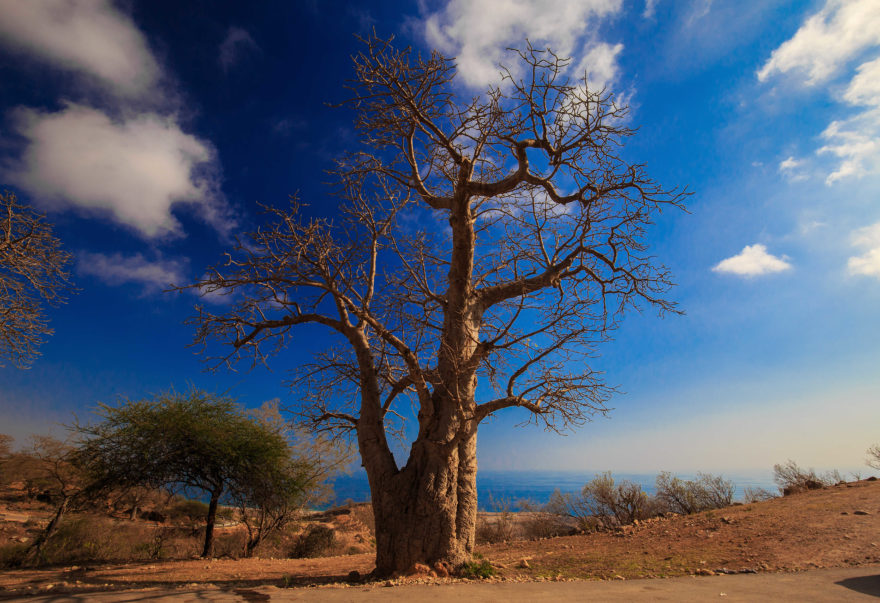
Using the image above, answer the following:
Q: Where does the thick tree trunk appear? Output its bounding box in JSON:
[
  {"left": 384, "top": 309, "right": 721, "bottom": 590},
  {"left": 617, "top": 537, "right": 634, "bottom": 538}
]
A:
[
  {"left": 201, "top": 488, "right": 221, "bottom": 558},
  {"left": 366, "top": 427, "right": 478, "bottom": 576}
]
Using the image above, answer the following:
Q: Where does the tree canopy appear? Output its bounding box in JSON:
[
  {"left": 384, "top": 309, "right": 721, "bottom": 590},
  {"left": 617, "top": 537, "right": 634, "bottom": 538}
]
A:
[{"left": 75, "top": 389, "right": 330, "bottom": 558}]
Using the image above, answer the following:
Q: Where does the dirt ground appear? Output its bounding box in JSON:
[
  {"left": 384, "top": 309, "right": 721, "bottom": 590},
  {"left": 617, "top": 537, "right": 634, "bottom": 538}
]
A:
[{"left": 0, "top": 480, "right": 878, "bottom": 598}]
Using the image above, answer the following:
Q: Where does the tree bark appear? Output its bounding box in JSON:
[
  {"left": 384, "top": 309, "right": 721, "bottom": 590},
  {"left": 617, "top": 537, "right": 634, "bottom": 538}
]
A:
[
  {"left": 366, "top": 424, "right": 478, "bottom": 575},
  {"left": 201, "top": 488, "right": 221, "bottom": 558}
]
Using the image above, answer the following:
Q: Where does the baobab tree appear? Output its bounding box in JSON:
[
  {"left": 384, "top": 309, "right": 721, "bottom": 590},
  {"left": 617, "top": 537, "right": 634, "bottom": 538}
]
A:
[
  {"left": 190, "top": 37, "right": 686, "bottom": 574},
  {"left": 0, "top": 190, "right": 73, "bottom": 368}
]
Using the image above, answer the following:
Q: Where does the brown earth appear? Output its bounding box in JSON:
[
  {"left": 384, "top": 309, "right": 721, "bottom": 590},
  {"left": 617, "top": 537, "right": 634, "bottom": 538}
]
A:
[{"left": 0, "top": 479, "right": 878, "bottom": 598}]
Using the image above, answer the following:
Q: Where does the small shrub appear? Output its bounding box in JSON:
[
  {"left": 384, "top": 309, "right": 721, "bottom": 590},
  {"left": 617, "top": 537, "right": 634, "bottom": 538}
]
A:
[
  {"left": 291, "top": 525, "right": 337, "bottom": 558},
  {"left": 347, "top": 503, "right": 375, "bottom": 536},
  {"left": 131, "top": 527, "right": 176, "bottom": 560},
  {"left": 517, "top": 500, "right": 571, "bottom": 540},
  {"left": 773, "top": 460, "right": 837, "bottom": 495},
  {"left": 476, "top": 513, "right": 515, "bottom": 544},
  {"left": 214, "top": 531, "right": 246, "bottom": 558},
  {"left": 545, "top": 489, "right": 599, "bottom": 531},
  {"left": 460, "top": 558, "right": 496, "bottom": 579},
  {"left": 581, "top": 472, "right": 650, "bottom": 526},
  {"left": 655, "top": 472, "right": 735, "bottom": 514},
  {"left": 475, "top": 495, "right": 516, "bottom": 544},
  {"left": 34, "top": 516, "right": 132, "bottom": 565},
  {"left": 545, "top": 472, "right": 654, "bottom": 530},
  {"left": 742, "top": 486, "right": 776, "bottom": 503}
]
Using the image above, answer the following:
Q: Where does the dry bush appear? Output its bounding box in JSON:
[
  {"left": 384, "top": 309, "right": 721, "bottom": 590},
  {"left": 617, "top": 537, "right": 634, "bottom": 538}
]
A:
[
  {"left": 291, "top": 525, "right": 338, "bottom": 558},
  {"left": 30, "top": 516, "right": 156, "bottom": 565},
  {"left": 545, "top": 472, "right": 653, "bottom": 530},
  {"left": 655, "top": 472, "right": 735, "bottom": 514},
  {"left": 475, "top": 514, "right": 515, "bottom": 544},
  {"left": 517, "top": 500, "right": 571, "bottom": 540},
  {"left": 773, "top": 460, "right": 839, "bottom": 495},
  {"left": 585, "top": 472, "right": 652, "bottom": 525},
  {"left": 544, "top": 489, "right": 599, "bottom": 532},
  {"left": 129, "top": 526, "right": 178, "bottom": 560},
  {"left": 346, "top": 503, "right": 375, "bottom": 537},
  {"left": 475, "top": 495, "right": 516, "bottom": 544},
  {"left": 213, "top": 530, "right": 247, "bottom": 558},
  {"left": 743, "top": 486, "right": 776, "bottom": 503}
]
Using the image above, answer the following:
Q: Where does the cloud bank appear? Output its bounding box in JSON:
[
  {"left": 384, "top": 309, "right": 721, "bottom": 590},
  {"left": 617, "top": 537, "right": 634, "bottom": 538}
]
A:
[
  {"left": 0, "top": 0, "right": 161, "bottom": 99},
  {"left": 4, "top": 104, "right": 227, "bottom": 238},
  {"left": 0, "top": 0, "right": 232, "bottom": 239}
]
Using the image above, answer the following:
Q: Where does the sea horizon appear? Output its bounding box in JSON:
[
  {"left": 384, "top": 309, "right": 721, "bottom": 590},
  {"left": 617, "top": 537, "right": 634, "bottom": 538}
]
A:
[{"left": 328, "top": 469, "right": 781, "bottom": 510}]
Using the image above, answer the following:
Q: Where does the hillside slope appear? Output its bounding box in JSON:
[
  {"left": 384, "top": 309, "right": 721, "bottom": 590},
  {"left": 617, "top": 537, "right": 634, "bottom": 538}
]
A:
[{"left": 0, "top": 479, "right": 878, "bottom": 596}]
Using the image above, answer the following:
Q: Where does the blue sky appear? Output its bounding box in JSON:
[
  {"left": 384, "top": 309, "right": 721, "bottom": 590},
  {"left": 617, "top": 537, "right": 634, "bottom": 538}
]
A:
[{"left": 0, "top": 0, "right": 878, "bottom": 475}]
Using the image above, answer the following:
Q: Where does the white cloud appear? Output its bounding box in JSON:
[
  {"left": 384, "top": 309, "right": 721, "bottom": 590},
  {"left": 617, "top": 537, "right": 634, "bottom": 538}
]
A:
[
  {"left": 756, "top": 0, "right": 880, "bottom": 85},
  {"left": 573, "top": 42, "right": 623, "bottom": 90},
  {"left": 778, "top": 155, "right": 809, "bottom": 182},
  {"left": 758, "top": 1, "right": 880, "bottom": 185},
  {"left": 779, "top": 156, "right": 801, "bottom": 171},
  {"left": 421, "top": 0, "right": 623, "bottom": 88},
  {"left": 817, "top": 108, "right": 880, "bottom": 184},
  {"left": 77, "top": 252, "right": 187, "bottom": 292},
  {"left": 712, "top": 244, "right": 792, "bottom": 277},
  {"left": 847, "top": 222, "right": 880, "bottom": 279},
  {"left": 843, "top": 56, "right": 880, "bottom": 107},
  {"left": 219, "top": 26, "right": 258, "bottom": 72},
  {"left": 643, "top": 0, "right": 659, "bottom": 19},
  {"left": 0, "top": 0, "right": 160, "bottom": 98},
  {"left": 3, "top": 103, "right": 231, "bottom": 238}
]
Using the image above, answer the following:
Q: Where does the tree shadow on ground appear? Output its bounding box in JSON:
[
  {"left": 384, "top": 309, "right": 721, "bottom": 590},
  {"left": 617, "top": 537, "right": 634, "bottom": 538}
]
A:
[{"left": 835, "top": 574, "right": 880, "bottom": 596}]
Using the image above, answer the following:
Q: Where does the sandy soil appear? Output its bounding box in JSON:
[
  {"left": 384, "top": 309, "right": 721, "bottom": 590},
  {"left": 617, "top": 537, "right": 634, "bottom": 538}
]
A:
[{"left": 0, "top": 480, "right": 878, "bottom": 598}]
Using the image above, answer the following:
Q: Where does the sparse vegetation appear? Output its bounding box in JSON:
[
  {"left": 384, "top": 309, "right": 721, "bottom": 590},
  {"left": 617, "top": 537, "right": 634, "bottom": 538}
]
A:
[
  {"left": 291, "top": 525, "right": 337, "bottom": 558},
  {"left": 654, "top": 472, "right": 735, "bottom": 514},
  {"left": 517, "top": 500, "right": 572, "bottom": 540},
  {"left": 772, "top": 460, "right": 841, "bottom": 495},
  {"left": 460, "top": 554, "right": 496, "bottom": 579},
  {"left": 475, "top": 496, "right": 516, "bottom": 544},
  {"left": 743, "top": 486, "right": 777, "bottom": 503}
]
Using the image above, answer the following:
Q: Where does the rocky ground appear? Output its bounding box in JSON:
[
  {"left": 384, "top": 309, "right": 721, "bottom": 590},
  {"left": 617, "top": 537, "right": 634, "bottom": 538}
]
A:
[{"left": 0, "top": 479, "right": 878, "bottom": 598}]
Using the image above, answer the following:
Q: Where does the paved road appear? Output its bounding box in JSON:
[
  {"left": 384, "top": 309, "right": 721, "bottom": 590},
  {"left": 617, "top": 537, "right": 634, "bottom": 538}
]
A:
[{"left": 7, "top": 566, "right": 880, "bottom": 602}]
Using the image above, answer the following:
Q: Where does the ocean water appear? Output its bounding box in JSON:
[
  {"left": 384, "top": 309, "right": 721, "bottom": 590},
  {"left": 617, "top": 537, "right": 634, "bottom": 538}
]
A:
[{"left": 328, "top": 469, "right": 778, "bottom": 510}]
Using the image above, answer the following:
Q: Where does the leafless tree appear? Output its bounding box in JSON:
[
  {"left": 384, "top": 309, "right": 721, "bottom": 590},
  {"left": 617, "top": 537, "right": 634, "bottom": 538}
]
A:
[
  {"left": 0, "top": 190, "right": 74, "bottom": 368},
  {"left": 188, "top": 37, "right": 686, "bottom": 574}
]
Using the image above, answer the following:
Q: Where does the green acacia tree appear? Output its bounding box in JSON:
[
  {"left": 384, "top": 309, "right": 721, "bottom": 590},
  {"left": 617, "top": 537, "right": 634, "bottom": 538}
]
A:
[{"left": 75, "top": 389, "right": 328, "bottom": 558}]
